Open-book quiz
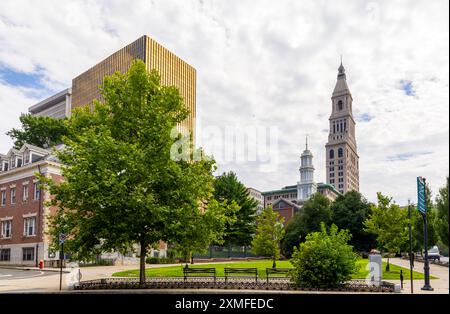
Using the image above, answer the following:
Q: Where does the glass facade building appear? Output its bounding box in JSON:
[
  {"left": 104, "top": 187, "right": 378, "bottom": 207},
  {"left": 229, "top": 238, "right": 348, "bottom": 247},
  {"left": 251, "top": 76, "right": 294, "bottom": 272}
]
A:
[{"left": 71, "top": 35, "right": 196, "bottom": 140}]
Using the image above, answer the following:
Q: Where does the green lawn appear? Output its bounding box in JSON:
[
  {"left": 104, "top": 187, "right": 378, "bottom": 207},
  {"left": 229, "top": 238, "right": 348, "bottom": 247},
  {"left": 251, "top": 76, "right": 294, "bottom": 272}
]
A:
[{"left": 112, "top": 259, "right": 436, "bottom": 280}]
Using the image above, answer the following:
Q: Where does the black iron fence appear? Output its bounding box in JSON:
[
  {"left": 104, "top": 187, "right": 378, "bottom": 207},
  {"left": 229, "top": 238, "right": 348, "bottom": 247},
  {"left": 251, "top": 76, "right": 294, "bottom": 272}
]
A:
[{"left": 193, "top": 245, "right": 256, "bottom": 259}]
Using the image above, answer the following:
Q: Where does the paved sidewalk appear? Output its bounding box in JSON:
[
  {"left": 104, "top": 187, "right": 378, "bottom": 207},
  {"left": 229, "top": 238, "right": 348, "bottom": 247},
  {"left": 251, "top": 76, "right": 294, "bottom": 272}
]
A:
[{"left": 387, "top": 258, "right": 449, "bottom": 294}]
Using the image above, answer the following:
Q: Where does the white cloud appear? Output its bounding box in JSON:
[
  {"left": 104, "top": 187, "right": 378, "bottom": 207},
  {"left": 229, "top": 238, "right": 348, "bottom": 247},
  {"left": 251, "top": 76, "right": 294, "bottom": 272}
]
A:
[{"left": 0, "top": 0, "right": 448, "bottom": 204}]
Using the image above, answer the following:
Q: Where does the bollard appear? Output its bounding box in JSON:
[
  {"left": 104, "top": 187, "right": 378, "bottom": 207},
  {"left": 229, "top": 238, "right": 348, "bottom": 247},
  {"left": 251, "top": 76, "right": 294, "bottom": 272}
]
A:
[{"left": 400, "top": 269, "right": 404, "bottom": 289}]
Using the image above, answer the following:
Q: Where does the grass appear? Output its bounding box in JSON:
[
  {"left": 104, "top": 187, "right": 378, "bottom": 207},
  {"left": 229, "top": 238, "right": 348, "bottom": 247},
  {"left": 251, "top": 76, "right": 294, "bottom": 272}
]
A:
[{"left": 112, "top": 258, "right": 437, "bottom": 280}]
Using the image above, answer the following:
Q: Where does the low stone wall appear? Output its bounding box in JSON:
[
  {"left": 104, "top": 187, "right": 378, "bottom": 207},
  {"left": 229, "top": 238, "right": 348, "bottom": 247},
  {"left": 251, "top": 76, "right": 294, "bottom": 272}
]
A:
[{"left": 74, "top": 277, "right": 396, "bottom": 293}]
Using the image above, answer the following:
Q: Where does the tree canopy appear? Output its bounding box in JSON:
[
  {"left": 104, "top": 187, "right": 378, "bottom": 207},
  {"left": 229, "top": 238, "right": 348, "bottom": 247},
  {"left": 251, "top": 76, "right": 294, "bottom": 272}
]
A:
[
  {"left": 436, "top": 176, "right": 449, "bottom": 248},
  {"left": 7, "top": 114, "right": 68, "bottom": 149},
  {"left": 213, "top": 171, "right": 258, "bottom": 246},
  {"left": 331, "top": 191, "right": 376, "bottom": 252},
  {"left": 42, "top": 60, "right": 226, "bottom": 284},
  {"left": 364, "top": 192, "right": 408, "bottom": 267},
  {"left": 282, "top": 193, "right": 332, "bottom": 257},
  {"left": 251, "top": 205, "right": 285, "bottom": 268}
]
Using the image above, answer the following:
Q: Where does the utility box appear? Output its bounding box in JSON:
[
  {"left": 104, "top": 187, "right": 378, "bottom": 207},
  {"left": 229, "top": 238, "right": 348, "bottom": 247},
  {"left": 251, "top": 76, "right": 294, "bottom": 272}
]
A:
[{"left": 368, "top": 254, "right": 383, "bottom": 285}]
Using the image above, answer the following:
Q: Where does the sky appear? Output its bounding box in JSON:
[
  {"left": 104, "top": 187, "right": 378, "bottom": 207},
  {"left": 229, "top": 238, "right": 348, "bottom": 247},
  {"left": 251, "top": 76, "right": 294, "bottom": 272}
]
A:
[{"left": 0, "top": 0, "right": 448, "bottom": 205}]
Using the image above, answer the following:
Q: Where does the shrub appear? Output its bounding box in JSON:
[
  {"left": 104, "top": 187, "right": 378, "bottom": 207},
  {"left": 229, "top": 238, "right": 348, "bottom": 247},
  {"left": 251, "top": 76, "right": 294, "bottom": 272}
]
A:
[
  {"left": 145, "top": 257, "right": 176, "bottom": 264},
  {"left": 289, "top": 223, "right": 357, "bottom": 289}
]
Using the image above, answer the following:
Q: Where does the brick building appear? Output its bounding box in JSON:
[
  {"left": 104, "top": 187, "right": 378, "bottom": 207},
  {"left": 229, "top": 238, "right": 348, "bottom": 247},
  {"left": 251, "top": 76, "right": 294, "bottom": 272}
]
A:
[{"left": 0, "top": 144, "right": 62, "bottom": 266}]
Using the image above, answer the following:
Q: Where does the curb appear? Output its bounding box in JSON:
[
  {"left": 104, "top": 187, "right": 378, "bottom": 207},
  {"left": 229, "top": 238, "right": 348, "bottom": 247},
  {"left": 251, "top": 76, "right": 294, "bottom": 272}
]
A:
[{"left": 0, "top": 265, "right": 71, "bottom": 273}]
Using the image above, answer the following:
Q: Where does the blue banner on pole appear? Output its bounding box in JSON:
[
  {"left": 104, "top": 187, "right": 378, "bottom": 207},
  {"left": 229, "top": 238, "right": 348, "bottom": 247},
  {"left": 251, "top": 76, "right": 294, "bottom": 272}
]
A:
[{"left": 417, "top": 177, "right": 426, "bottom": 214}]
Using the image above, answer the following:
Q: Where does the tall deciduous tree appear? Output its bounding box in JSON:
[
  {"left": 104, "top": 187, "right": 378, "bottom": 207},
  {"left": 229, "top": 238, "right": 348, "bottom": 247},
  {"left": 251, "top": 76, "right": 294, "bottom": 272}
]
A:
[
  {"left": 7, "top": 114, "right": 68, "bottom": 149},
  {"left": 42, "top": 60, "right": 224, "bottom": 285},
  {"left": 282, "top": 193, "right": 332, "bottom": 257},
  {"left": 436, "top": 177, "right": 449, "bottom": 247},
  {"left": 331, "top": 191, "right": 377, "bottom": 252},
  {"left": 364, "top": 193, "right": 409, "bottom": 270},
  {"left": 213, "top": 172, "right": 258, "bottom": 247},
  {"left": 251, "top": 205, "right": 285, "bottom": 268}
]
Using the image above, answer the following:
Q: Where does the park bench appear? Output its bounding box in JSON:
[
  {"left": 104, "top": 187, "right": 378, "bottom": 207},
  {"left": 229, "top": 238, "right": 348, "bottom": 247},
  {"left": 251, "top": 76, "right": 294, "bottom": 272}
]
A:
[
  {"left": 224, "top": 267, "right": 258, "bottom": 283},
  {"left": 183, "top": 267, "right": 216, "bottom": 283},
  {"left": 265, "top": 268, "right": 293, "bottom": 283}
]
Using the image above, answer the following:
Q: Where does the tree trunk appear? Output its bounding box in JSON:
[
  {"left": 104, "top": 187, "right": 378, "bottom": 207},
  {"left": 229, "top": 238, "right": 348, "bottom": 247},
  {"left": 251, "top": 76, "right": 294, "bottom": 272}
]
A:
[
  {"left": 386, "top": 256, "right": 390, "bottom": 272},
  {"left": 139, "top": 241, "right": 147, "bottom": 286},
  {"left": 272, "top": 257, "right": 276, "bottom": 269}
]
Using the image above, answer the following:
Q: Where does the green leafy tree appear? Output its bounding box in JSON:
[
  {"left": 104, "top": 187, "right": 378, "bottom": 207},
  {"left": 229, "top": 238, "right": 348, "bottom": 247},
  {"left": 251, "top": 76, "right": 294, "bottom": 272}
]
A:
[
  {"left": 282, "top": 193, "right": 332, "bottom": 257},
  {"left": 213, "top": 171, "right": 258, "bottom": 246},
  {"left": 42, "top": 60, "right": 223, "bottom": 285},
  {"left": 364, "top": 193, "right": 409, "bottom": 270},
  {"left": 7, "top": 114, "right": 69, "bottom": 149},
  {"left": 290, "top": 223, "right": 357, "bottom": 289},
  {"left": 436, "top": 176, "right": 449, "bottom": 247},
  {"left": 169, "top": 199, "right": 238, "bottom": 265},
  {"left": 331, "top": 191, "right": 377, "bottom": 252},
  {"left": 411, "top": 208, "right": 439, "bottom": 252},
  {"left": 251, "top": 205, "right": 285, "bottom": 268},
  {"left": 411, "top": 182, "right": 439, "bottom": 252}
]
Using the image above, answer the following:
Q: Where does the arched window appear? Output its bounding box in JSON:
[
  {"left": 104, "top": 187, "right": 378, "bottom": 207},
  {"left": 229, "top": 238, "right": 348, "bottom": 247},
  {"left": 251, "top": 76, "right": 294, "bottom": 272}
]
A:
[
  {"left": 338, "top": 100, "right": 343, "bottom": 110},
  {"left": 338, "top": 148, "right": 344, "bottom": 158},
  {"left": 329, "top": 149, "right": 334, "bottom": 159}
]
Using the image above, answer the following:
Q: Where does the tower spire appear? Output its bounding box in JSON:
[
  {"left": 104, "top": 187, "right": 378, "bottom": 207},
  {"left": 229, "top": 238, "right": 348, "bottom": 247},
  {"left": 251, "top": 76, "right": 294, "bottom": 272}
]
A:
[{"left": 305, "top": 134, "right": 308, "bottom": 150}]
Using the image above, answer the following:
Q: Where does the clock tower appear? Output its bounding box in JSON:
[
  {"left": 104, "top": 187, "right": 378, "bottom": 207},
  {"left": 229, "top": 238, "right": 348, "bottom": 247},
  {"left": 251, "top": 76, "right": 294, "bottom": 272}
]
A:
[{"left": 325, "top": 62, "right": 359, "bottom": 194}]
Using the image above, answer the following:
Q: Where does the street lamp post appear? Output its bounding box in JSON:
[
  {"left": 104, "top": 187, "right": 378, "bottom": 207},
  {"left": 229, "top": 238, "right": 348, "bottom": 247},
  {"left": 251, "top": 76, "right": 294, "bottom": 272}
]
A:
[
  {"left": 419, "top": 177, "right": 433, "bottom": 291},
  {"left": 408, "top": 199, "right": 414, "bottom": 294}
]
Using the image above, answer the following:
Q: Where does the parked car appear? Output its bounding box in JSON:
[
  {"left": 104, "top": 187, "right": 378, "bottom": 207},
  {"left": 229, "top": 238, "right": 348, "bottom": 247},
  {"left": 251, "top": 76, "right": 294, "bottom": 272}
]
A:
[{"left": 427, "top": 246, "right": 441, "bottom": 261}]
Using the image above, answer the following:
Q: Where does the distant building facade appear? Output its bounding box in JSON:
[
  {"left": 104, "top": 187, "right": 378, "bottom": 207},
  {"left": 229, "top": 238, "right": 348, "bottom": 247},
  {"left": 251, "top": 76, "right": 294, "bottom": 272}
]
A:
[
  {"left": 325, "top": 62, "right": 359, "bottom": 193},
  {"left": 0, "top": 144, "right": 62, "bottom": 266},
  {"left": 247, "top": 187, "right": 264, "bottom": 214},
  {"left": 29, "top": 88, "right": 72, "bottom": 119},
  {"left": 261, "top": 140, "right": 340, "bottom": 224},
  {"left": 29, "top": 35, "right": 196, "bottom": 142}
]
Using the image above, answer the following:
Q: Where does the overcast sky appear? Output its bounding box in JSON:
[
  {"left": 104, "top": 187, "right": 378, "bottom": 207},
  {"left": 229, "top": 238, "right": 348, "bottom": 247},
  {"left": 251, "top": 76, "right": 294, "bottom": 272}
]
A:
[{"left": 0, "top": 0, "right": 448, "bottom": 204}]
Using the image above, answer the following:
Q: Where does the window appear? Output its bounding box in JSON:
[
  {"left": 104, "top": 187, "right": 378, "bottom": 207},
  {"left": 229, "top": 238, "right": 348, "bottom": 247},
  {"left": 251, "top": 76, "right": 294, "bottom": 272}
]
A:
[
  {"left": 1, "top": 220, "right": 12, "bottom": 238},
  {"left": 330, "top": 179, "right": 335, "bottom": 184},
  {"left": 338, "top": 100, "right": 343, "bottom": 110},
  {"left": 17, "top": 158, "right": 22, "bottom": 167},
  {"left": 22, "top": 247, "right": 35, "bottom": 261},
  {"left": 10, "top": 188, "right": 16, "bottom": 205},
  {"left": 33, "top": 183, "right": 40, "bottom": 200},
  {"left": 330, "top": 173, "right": 335, "bottom": 178},
  {"left": 23, "top": 185, "right": 29, "bottom": 202},
  {"left": 338, "top": 148, "right": 344, "bottom": 158},
  {"left": 329, "top": 149, "right": 334, "bottom": 159},
  {"left": 1, "top": 191, "right": 5, "bottom": 206},
  {"left": 23, "top": 217, "right": 36, "bottom": 236},
  {"left": 0, "top": 249, "right": 10, "bottom": 261},
  {"left": 2, "top": 162, "right": 8, "bottom": 172}
]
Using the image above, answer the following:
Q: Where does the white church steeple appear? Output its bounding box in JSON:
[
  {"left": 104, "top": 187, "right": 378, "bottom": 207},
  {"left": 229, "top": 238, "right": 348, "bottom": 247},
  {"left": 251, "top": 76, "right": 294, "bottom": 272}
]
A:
[{"left": 297, "top": 136, "right": 317, "bottom": 201}]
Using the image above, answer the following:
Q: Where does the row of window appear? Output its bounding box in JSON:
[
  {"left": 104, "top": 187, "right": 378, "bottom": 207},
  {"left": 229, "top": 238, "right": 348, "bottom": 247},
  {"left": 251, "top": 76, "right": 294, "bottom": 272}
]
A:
[
  {"left": 0, "top": 217, "right": 36, "bottom": 239},
  {"left": 332, "top": 119, "right": 347, "bottom": 134},
  {"left": 329, "top": 148, "right": 344, "bottom": 159},
  {"left": 266, "top": 193, "right": 296, "bottom": 201},
  {"left": 0, "top": 247, "right": 35, "bottom": 262},
  {"left": 1, "top": 151, "right": 45, "bottom": 173},
  {"left": 0, "top": 183, "right": 40, "bottom": 207}
]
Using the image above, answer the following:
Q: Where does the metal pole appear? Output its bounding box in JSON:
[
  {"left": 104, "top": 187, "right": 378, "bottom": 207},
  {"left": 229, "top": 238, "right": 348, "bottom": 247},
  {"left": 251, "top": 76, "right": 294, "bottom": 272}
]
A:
[
  {"left": 408, "top": 200, "right": 414, "bottom": 294},
  {"left": 421, "top": 178, "right": 433, "bottom": 291},
  {"left": 36, "top": 164, "right": 43, "bottom": 268},
  {"left": 59, "top": 242, "right": 63, "bottom": 291}
]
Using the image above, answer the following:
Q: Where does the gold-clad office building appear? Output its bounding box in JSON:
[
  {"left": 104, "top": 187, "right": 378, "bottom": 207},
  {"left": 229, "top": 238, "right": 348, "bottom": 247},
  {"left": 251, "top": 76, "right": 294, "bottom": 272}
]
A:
[{"left": 71, "top": 35, "right": 196, "bottom": 140}]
